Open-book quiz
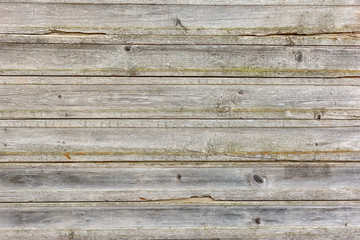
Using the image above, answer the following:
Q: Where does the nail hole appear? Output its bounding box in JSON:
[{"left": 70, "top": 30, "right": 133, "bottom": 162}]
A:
[
  {"left": 65, "top": 113, "right": 69, "bottom": 117},
  {"left": 254, "top": 218, "right": 261, "bottom": 225},
  {"left": 345, "top": 223, "right": 348, "bottom": 227},
  {"left": 253, "top": 174, "right": 264, "bottom": 184},
  {"left": 177, "top": 174, "right": 182, "bottom": 180},
  {"left": 238, "top": 90, "right": 244, "bottom": 95},
  {"left": 124, "top": 46, "right": 132, "bottom": 51},
  {"left": 315, "top": 143, "right": 319, "bottom": 147},
  {"left": 58, "top": 94, "right": 62, "bottom": 99},
  {"left": 315, "top": 112, "right": 323, "bottom": 120},
  {"left": 4, "top": 143, "right": 7, "bottom": 147}
]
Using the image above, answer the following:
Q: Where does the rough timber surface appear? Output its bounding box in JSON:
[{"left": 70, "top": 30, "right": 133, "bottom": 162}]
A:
[
  {"left": 0, "top": 201, "right": 359, "bottom": 240},
  {"left": 0, "top": 44, "right": 360, "bottom": 77},
  {"left": 0, "top": 162, "right": 359, "bottom": 202},
  {"left": 1, "top": 79, "right": 360, "bottom": 119},
  {"left": 1, "top": 34, "right": 360, "bottom": 46},
  {"left": 1, "top": 0, "right": 360, "bottom": 5},
  {"left": 1, "top": 0, "right": 360, "bottom": 239},
  {"left": 1, "top": 120, "right": 360, "bottom": 161},
  {"left": 0, "top": 3, "right": 359, "bottom": 35}
]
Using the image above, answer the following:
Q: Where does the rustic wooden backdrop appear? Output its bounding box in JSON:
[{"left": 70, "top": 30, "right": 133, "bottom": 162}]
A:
[{"left": 0, "top": 0, "right": 360, "bottom": 239}]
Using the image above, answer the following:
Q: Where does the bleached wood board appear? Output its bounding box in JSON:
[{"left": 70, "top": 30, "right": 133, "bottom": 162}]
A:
[
  {"left": 1, "top": 34, "right": 360, "bottom": 46},
  {"left": 1, "top": 121, "right": 359, "bottom": 161},
  {"left": 1, "top": 83, "right": 360, "bottom": 119},
  {"left": 0, "top": 4, "right": 359, "bottom": 35},
  {"left": 2, "top": 76, "right": 360, "bottom": 85},
  {"left": 1, "top": 0, "right": 360, "bottom": 5},
  {"left": 0, "top": 201, "right": 359, "bottom": 240},
  {"left": 0, "top": 44, "right": 360, "bottom": 77},
  {"left": 1, "top": 119, "right": 360, "bottom": 128},
  {"left": 0, "top": 162, "right": 360, "bottom": 202}
]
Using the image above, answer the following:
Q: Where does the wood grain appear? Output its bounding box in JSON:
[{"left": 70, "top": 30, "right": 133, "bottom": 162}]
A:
[
  {"left": 0, "top": 201, "right": 359, "bottom": 239},
  {"left": 1, "top": 119, "right": 360, "bottom": 128},
  {"left": 1, "top": 121, "right": 359, "bottom": 161},
  {"left": 1, "top": 0, "right": 360, "bottom": 5},
  {"left": 0, "top": 44, "right": 360, "bottom": 77},
  {"left": 1, "top": 0, "right": 359, "bottom": 238},
  {"left": 0, "top": 3, "right": 359, "bottom": 35},
  {"left": 2, "top": 76, "right": 360, "bottom": 85},
  {"left": 1, "top": 34, "right": 359, "bottom": 46},
  {"left": 0, "top": 162, "right": 359, "bottom": 202},
  {"left": 1, "top": 82, "right": 360, "bottom": 119}
]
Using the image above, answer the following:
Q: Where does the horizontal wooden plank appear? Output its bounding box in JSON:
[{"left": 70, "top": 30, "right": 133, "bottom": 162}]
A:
[
  {"left": 1, "top": 124, "right": 359, "bottom": 161},
  {"left": 0, "top": 162, "right": 359, "bottom": 202},
  {"left": 1, "top": 34, "right": 360, "bottom": 46},
  {"left": 1, "top": 227, "right": 359, "bottom": 240},
  {"left": 1, "top": 44, "right": 360, "bottom": 77},
  {"left": 2, "top": 76, "right": 360, "bottom": 85},
  {"left": 1, "top": 119, "right": 360, "bottom": 128},
  {"left": 3, "top": 152, "right": 359, "bottom": 162},
  {"left": 1, "top": 0, "right": 360, "bottom": 6},
  {"left": 1, "top": 83, "right": 360, "bottom": 119},
  {"left": 0, "top": 201, "right": 359, "bottom": 239},
  {"left": 0, "top": 4, "right": 359, "bottom": 35}
]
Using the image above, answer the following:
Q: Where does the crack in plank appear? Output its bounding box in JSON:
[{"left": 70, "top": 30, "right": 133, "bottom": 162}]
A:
[{"left": 44, "top": 30, "right": 106, "bottom": 36}]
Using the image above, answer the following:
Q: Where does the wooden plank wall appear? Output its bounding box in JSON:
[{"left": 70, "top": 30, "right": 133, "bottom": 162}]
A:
[{"left": 0, "top": 1, "right": 359, "bottom": 239}]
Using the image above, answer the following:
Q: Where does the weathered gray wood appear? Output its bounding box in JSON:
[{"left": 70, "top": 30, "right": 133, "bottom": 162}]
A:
[
  {"left": 1, "top": 83, "right": 360, "bottom": 119},
  {"left": 1, "top": 227, "right": 359, "bottom": 240},
  {"left": 1, "top": 34, "right": 360, "bottom": 46},
  {"left": 1, "top": 123, "right": 359, "bottom": 161},
  {"left": 0, "top": 162, "right": 359, "bottom": 202},
  {"left": 1, "top": 0, "right": 360, "bottom": 5},
  {"left": 2, "top": 76, "right": 360, "bottom": 85},
  {"left": 1, "top": 44, "right": 360, "bottom": 77},
  {"left": 0, "top": 1, "right": 358, "bottom": 239},
  {"left": 1, "top": 119, "right": 360, "bottom": 128},
  {"left": 3, "top": 152, "right": 359, "bottom": 162},
  {"left": 0, "top": 3, "right": 359, "bottom": 35},
  {"left": 0, "top": 201, "right": 359, "bottom": 239}
]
